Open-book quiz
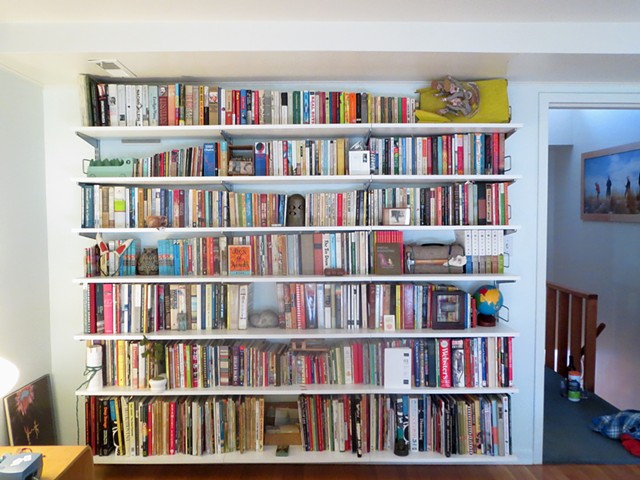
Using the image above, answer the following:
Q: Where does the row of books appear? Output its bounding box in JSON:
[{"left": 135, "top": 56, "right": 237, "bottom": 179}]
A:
[
  {"left": 85, "top": 395, "right": 265, "bottom": 457},
  {"left": 82, "top": 279, "right": 485, "bottom": 334},
  {"left": 123, "top": 132, "right": 506, "bottom": 179},
  {"left": 276, "top": 282, "right": 477, "bottom": 331},
  {"left": 85, "top": 393, "right": 510, "bottom": 458},
  {"left": 369, "top": 183, "right": 510, "bottom": 227},
  {"left": 298, "top": 393, "right": 511, "bottom": 457},
  {"left": 84, "top": 232, "right": 505, "bottom": 280},
  {"left": 79, "top": 182, "right": 510, "bottom": 230},
  {"left": 95, "top": 336, "right": 512, "bottom": 390},
  {"left": 83, "top": 77, "right": 417, "bottom": 127},
  {"left": 83, "top": 283, "right": 250, "bottom": 334},
  {"left": 370, "top": 132, "right": 507, "bottom": 176}
]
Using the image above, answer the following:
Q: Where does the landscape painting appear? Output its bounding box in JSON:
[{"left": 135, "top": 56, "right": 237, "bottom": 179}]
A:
[{"left": 581, "top": 141, "right": 640, "bottom": 223}]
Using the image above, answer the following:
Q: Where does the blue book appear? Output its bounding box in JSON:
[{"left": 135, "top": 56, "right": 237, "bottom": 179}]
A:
[
  {"left": 254, "top": 142, "right": 267, "bottom": 176},
  {"left": 203, "top": 142, "right": 217, "bottom": 176}
]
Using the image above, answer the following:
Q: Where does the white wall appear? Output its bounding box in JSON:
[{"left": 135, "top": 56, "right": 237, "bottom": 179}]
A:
[
  {"left": 548, "top": 108, "right": 640, "bottom": 409},
  {"left": 0, "top": 68, "right": 51, "bottom": 445},
  {"left": 18, "top": 78, "right": 640, "bottom": 464}
]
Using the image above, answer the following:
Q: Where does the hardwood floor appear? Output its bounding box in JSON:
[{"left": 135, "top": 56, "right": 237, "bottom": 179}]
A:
[{"left": 94, "top": 463, "right": 640, "bottom": 480}]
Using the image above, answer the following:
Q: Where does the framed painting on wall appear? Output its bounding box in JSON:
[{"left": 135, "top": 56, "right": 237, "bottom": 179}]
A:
[
  {"left": 3, "top": 374, "right": 57, "bottom": 446},
  {"left": 581, "top": 141, "right": 640, "bottom": 222}
]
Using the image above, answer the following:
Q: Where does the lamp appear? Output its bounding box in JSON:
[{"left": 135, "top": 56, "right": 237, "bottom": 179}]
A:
[{"left": 0, "top": 357, "right": 19, "bottom": 398}]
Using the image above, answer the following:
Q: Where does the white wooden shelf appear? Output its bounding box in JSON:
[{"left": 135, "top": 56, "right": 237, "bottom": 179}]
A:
[
  {"left": 74, "top": 323, "right": 519, "bottom": 341},
  {"left": 78, "top": 384, "right": 518, "bottom": 397},
  {"left": 91, "top": 446, "right": 519, "bottom": 465},
  {"left": 76, "top": 122, "right": 522, "bottom": 144},
  {"left": 73, "top": 273, "right": 520, "bottom": 285},
  {"left": 74, "top": 224, "right": 521, "bottom": 240},
  {"left": 74, "top": 173, "right": 521, "bottom": 187}
]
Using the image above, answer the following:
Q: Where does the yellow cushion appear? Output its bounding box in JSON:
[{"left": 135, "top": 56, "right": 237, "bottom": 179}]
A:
[{"left": 416, "top": 78, "right": 510, "bottom": 123}]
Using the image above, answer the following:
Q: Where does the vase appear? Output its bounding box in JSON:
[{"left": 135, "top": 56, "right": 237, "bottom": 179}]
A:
[{"left": 149, "top": 377, "right": 167, "bottom": 393}]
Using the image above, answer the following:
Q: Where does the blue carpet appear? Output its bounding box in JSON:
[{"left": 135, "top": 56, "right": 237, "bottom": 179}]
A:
[{"left": 543, "top": 368, "right": 640, "bottom": 464}]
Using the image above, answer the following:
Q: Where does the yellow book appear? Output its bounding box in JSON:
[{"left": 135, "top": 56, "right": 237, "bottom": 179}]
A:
[
  {"left": 336, "top": 138, "right": 346, "bottom": 175},
  {"left": 395, "top": 284, "right": 403, "bottom": 329},
  {"left": 117, "top": 339, "right": 127, "bottom": 387}
]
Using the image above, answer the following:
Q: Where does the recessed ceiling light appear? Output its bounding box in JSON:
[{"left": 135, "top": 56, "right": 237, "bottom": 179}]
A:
[{"left": 88, "top": 59, "right": 136, "bottom": 78}]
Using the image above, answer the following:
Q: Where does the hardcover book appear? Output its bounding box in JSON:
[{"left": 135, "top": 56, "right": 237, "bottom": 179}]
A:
[
  {"left": 228, "top": 244, "right": 252, "bottom": 276},
  {"left": 374, "top": 243, "right": 403, "bottom": 275}
]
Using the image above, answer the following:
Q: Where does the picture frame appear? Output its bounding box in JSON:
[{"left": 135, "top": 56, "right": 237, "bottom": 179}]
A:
[
  {"left": 228, "top": 145, "right": 254, "bottom": 176},
  {"left": 3, "top": 374, "right": 57, "bottom": 446},
  {"left": 581, "top": 141, "right": 640, "bottom": 223},
  {"left": 431, "top": 290, "right": 467, "bottom": 329},
  {"left": 382, "top": 208, "right": 411, "bottom": 226}
]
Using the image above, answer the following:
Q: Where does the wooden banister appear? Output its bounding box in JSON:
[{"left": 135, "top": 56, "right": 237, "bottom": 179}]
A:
[{"left": 545, "top": 282, "right": 601, "bottom": 392}]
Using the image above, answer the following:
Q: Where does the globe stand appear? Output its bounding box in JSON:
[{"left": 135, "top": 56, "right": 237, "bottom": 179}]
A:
[{"left": 477, "top": 313, "right": 497, "bottom": 327}]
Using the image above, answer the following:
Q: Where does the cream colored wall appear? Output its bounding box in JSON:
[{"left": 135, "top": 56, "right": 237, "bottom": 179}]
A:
[{"left": 0, "top": 68, "right": 51, "bottom": 445}]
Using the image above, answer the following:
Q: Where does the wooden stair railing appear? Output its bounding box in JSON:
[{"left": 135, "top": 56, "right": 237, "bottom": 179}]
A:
[{"left": 545, "top": 282, "right": 604, "bottom": 392}]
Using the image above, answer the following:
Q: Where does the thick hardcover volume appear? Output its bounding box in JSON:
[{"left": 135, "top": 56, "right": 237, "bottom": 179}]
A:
[{"left": 439, "top": 339, "right": 452, "bottom": 388}]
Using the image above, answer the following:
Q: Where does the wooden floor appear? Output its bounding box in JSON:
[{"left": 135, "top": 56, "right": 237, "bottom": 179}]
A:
[{"left": 94, "top": 463, "right": 640, "bottom": 480}]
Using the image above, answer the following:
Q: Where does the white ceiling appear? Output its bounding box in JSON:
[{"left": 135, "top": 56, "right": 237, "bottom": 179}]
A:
[{"left": 2, "top": 0, "right": 640, "bottom": 85}]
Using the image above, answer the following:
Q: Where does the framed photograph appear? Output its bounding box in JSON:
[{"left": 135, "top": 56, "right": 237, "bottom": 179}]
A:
[
  {"left": 581, "top": 141, "right": 640, "bottom": 222},
  {"left": 228, "top": 145, "right": 254, "bottom": 176},
  {"left": 431, "top": 290, "right": 467, "bottom": 330},
  {"left": 383, "top": 208, "right": 411, "bottom": 226},
  {"left": 3, "top": 374, "right": 57, "bottom": 446}
]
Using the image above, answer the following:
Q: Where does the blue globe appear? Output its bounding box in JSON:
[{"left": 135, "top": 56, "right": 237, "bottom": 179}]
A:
[{"left": 473, "top": 285, "right": 503, "bottom": 316}]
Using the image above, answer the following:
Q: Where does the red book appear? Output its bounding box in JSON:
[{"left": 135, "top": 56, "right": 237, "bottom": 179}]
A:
[
  {"left": 313, "top": 233, "right": 324, "bottom": 275},
  {"left": 88, "top": 283, "right": 97, "bottom": 334},
  {"left": 402, "top": 283, "right": 414, "bottom": 329},
  {"left": 492, "top": 132, "right": 501, "bottom": 175},
  {"left": 464, "top": 338, "right": 473, "bottom": 388},
  {"left": 168, "top": 400, "right": 177, "bottom": 455},
  {"left": 158, "top": 85, "right": 168, "bottom": 126},
  {"left": 147, "top": 402, "right": 153, "bottom": 456},
  {"left": 102, "top": 283, "right": 114, "bottom": 334},
  {"left": 295, "top": 283, "right": 306, "bottom": 329},
  {"left": 439, "top": 339, "right": 452, "bottom": 388}
]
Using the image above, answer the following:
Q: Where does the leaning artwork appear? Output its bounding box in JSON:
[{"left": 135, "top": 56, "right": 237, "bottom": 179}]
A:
[
  {"left": 3, "top": 374, "right": 57, "bottom": 446},
  {"left": 581, "top": 141, "right": 640, "bottom": 223}
]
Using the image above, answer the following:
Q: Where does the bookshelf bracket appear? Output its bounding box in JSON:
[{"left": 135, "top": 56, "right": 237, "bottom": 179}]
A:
[
  {"left": 220, "top": 130, "right": 233, "bottom": 144},
  {"left": 76, "top": 132, "right": 100, "bottom": 160}
]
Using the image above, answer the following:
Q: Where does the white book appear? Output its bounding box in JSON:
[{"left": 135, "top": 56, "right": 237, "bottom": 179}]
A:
[
  {"left": 113, "top": 186, "right": 126, "bottom": 228},
  {"left": 148, "top": 85, "right": 159, "bottom": 126},
  {"left": 343, "top": 344, "right": 353, "bottom": 384},
  {"left": 384, "top": 347, "right": 411, "bottom": 389},
  {"left": 238, "top": 284, "right": 249, "bottom": 330}
]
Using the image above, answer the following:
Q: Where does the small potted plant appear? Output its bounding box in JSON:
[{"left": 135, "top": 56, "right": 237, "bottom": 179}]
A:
[{"left": 140, "top": 336, "right": 167, "bottom": 392}]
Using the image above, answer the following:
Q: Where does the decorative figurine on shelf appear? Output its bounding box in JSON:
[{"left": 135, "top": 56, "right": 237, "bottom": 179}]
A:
[
  {"left": 249, "top": 309, "right": 279, "bottom": 328},
  {"left": 415, "top": 76, "right": 510, "bottom": 124},
  {"left": 472, "top": 284, "right": 504, "bottom": 327},
  {"left": 137, "top": 247, "right": 159, "bottom": 276},
  {"left": 145, "top": 215, "right": 168, "bottom": 228},
  {"left": 286, "top": 194, "right": 305, "bottom": 227},
  {"left": 96, "top": 233, "right": 133, "bottom": 277}
]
